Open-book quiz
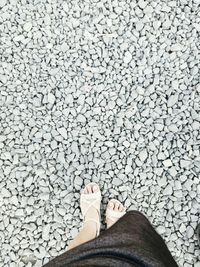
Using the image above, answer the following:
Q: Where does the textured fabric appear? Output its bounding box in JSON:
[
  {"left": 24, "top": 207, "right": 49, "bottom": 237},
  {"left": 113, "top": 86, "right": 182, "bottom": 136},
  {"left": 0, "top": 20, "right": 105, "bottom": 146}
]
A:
[{"left": 44, "top": 211, "right": 178, "bottom": 267}]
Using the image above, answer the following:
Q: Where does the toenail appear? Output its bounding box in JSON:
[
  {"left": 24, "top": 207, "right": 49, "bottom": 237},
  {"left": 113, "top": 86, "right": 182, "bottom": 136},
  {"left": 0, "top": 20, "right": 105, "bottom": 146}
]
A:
[{"left": 93, "top": 185, "right": 97, "bottom": 191}]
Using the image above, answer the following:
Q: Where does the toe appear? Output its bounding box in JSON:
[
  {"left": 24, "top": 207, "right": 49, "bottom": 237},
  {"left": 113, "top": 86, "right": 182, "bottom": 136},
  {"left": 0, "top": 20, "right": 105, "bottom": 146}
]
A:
[
  {"left": 84, "top": 185, "right": 90, "bottom": 194},
  {"left": 92, "top": 184, "right": 99, "bottom": 193},
  {"left": 87, "top": 185, "right": 92, "bottom": 194},
  {"left": 119, "top": 204, "right": 123, "bottom": 212},
  {"left": 109, "top": 199, "right": 125, "bottom": 212},
  {"left": 109, "top": 201, "right": 114, "bottom": 209},
  {"left": 114, "top": 201, "right": 120, "bottom": 211}
]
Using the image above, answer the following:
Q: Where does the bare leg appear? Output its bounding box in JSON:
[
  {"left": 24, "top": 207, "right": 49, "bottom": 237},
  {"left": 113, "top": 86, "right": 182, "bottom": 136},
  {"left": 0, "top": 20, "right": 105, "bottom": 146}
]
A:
[
  {"left": 67, "top": 221, "right": 97, "bottom": 250},
  {"left": 68, "top": 184, "right": 101, "bottom": 250}
]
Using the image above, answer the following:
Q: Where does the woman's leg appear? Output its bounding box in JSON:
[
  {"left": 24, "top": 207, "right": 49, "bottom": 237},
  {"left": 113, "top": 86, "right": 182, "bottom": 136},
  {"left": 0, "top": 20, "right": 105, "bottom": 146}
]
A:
[
  {"left": 67, "top": 184, "right": 101, "bottom": 250},
  {"left": 67, "top": 221, "right": 97, "bottom": 250}
]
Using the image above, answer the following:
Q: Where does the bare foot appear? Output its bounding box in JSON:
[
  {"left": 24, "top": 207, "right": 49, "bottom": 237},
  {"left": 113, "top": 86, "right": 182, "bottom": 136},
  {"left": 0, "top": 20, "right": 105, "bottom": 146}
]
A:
[{"left": 106, "top": 199, "right": 126, "bottom": 229}]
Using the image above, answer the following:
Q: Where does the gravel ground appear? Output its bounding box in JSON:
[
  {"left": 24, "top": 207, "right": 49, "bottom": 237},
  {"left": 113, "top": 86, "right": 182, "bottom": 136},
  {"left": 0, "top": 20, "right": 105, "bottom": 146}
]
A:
[{"left": 0, "top": 0, "right": 200, "bottom": 266}]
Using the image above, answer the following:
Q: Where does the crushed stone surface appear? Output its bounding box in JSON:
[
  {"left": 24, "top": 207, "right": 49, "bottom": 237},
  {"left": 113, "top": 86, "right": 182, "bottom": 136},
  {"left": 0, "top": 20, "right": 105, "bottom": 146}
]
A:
[{"left": 0, "top": 0, "right": 200, "bottom": 266}]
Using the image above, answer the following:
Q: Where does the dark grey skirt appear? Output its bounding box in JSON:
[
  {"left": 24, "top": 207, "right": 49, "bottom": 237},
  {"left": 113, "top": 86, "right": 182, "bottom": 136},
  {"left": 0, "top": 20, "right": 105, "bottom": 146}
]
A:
[{"left": 44, "top": 211, "right": 178, "bottom": 267}]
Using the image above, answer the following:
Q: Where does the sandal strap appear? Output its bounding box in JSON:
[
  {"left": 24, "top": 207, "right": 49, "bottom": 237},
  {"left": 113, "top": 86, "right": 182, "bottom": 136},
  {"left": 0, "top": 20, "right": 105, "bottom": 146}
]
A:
[
  {"left": 106, "top": 209, "right": 126, "bottom": 223},
  {"left": 106, "top": 208, "right": 126, "bottom": 218},
  {"left": 81, "top": 190, "right": 101, "bottom": 200},
  {"left": 84, "top": 218, "right": 100, "bottom": 225},
  {"left": 80, "top": 190, "right": 101, "bottom": 218},
  {"left": 82, "top": 219, "right": 100, "bottom": 237},
  {"left": 80, "top": 183, "right": 101, "bottom": 237},
  {"left": 81, "top": 198, "right": 101, "bottom": 219}
]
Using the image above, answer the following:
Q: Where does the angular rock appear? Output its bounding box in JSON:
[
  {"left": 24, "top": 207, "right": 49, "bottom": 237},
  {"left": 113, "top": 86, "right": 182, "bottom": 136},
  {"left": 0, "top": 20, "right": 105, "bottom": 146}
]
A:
[
  {"left": 167, "top": 94, "right": 178, "bottom": 107},
  {"left": 163, "top": 159, "right": 173, "bottom": 167},
  {"left": 57, "top": 127, "right": 68, "bottom": 139}
]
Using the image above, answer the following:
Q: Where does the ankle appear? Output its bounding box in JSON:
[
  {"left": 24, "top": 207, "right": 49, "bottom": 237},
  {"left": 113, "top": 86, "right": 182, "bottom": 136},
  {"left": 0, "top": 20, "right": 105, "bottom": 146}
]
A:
[{"left": 83, "top": 220, "right": 99, "bottom": 237}]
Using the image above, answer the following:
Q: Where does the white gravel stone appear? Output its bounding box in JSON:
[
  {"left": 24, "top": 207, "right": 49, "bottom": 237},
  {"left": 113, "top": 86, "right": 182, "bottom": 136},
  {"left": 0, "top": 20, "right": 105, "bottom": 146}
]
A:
[
  {"left": 168, "top": 167, "right": 177, "bottom": 177},
  {"left": 153, "top": 20, "right": 161, "bottom": 30},
  {"left": 10, "top": 195, "right": 19, "bottom": 205},
  {"left": 60, "top": 43, "right": 69, "bottom": 52},
  {"left": 124, "top": 51, "right": 132, "bottom": 64},
  {"left": 0, "top": 0, "right": 7, "bottom": 7},
  {"left": 63, "top": 2, "right": 69, "bottom": 12},
  {"left": 163, "top": 159, "right": 173, "bottom": 167},
  {"left": 42, "top": 225, "right": 51, "bottom": 241},
  {"left": 24, "top": 176, "right": 34, "bottom": 188},
  {"left": 170, "top": 43, "right": 183, "bottom": 51},
  {"left": 113, "top": 177, "right": 122, "bottom": 186},
  {"left": 168, "top": 124, "right": 178, "bottom": 132},
  {"left": 0, "top": 135, "right": 6, "bottom": 142},
  {"left": 1, "top": 188, "right": 11, "bottom": 198},
  {"left": 23, "top": 22, "right": 32, "bottom": 32},
  {"left": 167, "top": 94, "right": 178, "bottom": 107},
  {"left": 138, "top": 0, "right": 147, "bottom": 9},
  {"left": 105, "top": 141, "right": 114, "bottom": 147},
  {"left": 138, "top": 149, "right": 148, "bottom": 162},
  {"left": 57, "top": 208, "right": 66, "bottom": 217},
  {"left": 179, "top": 224, "right": 186, "bottom": 233},
  {"left": 123, "top": 140, "right": 130, "bottom": 148},
  {"left": 180, "top": 159, "right": 191, "bottom": 168},
  {"left": 163, "top": 184, "right": 173, "bottom": 195},
  {"left": 15, "top": 209, "right": 24, "bottom": 217},
  {"left": 48, "top": 93, "right": 56, "bottom": 104},
  {"left": 77, "top": 114, "right": 86, "bottom": 123},
  {"left": 57, "top": 127, "right": 68, "bottom": 139},
  {"left": 157, "top": 225, "right": 166, "bottom": 234},
  {"left": 186, "top": 226, "right": 194, "bottom": 239}
]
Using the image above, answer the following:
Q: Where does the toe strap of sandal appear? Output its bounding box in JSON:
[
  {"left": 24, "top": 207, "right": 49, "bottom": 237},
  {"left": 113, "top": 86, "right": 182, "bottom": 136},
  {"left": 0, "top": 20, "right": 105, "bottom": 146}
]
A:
[
  {"left": 80, "top": 198, "right": 101, "bottom": 237},
  {"left": 106, "top": 209, "right": 126, "bottom": 223},
  {"left": 81, "top": 198, "right": 101, "bottom": 219},
  {"left": 80, "top": 190, "right": 101, "bottom": 217}
]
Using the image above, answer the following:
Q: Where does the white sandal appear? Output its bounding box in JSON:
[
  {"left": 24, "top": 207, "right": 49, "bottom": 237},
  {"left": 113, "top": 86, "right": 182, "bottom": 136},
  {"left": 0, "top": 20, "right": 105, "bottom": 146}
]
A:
[
  {"left": 106, "top": 199, "right": 126, "bottom": 227},
  {"left": 80, "top": 183, "right": 101, "bottom": 237}
]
